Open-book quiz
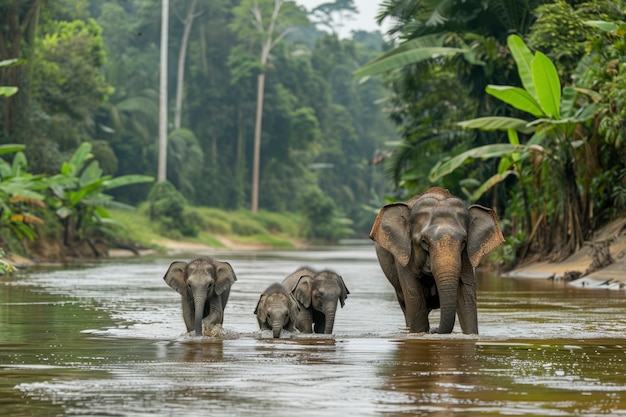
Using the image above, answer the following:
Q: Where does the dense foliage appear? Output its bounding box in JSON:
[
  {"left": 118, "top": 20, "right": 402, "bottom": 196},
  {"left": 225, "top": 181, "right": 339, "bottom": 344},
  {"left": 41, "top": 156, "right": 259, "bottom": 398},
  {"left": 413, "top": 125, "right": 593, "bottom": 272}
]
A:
[
  {"left": 360, "top": 0, "right": 625, "bottom": 265},
  {"left": 2, "top": 0, "right": 624, "bottom": 266},
  {"left": 0, "top": 0, "right": 395, "bottom": 246}
]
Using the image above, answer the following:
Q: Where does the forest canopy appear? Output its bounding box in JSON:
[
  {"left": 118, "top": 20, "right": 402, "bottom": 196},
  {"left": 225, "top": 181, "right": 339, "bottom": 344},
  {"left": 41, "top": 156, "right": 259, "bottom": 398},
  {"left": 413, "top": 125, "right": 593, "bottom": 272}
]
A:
[
  {"left": 0, "top": 0, "right": 395, "bottom": 244},
  {"left": 1, "top": 0, "right": 624, "bottom": 266}
]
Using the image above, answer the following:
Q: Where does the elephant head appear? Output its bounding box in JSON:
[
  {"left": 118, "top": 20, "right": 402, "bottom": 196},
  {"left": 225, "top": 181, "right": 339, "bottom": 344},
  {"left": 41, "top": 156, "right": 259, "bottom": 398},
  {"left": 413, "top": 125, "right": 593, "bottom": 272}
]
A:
[
  {"left": 370, "top": 187, "right": 504, "bottom": 334},
  {"left": 254, "top": 283, "right": 300, "bottom": 338},
  {"left": 164, "top": 256, "right": 237, "bottom": 336},
  {"left": 290, "top": 270, "right": 349, "bottom": 334}
]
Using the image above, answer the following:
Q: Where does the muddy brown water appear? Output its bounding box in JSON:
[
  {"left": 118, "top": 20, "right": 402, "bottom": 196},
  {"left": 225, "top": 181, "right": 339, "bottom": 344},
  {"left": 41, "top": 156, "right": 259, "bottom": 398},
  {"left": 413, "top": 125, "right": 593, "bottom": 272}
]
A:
[{"left": 1, "top": 244, "right": 626, "bottom": 416}]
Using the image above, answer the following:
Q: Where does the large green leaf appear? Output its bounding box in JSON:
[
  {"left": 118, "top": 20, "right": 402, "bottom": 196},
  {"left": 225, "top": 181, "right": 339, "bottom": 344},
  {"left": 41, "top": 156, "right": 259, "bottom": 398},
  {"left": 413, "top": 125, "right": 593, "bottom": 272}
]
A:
[
  {"left": 507, "top": 35, "right": 537, "bottom": 100},
  {"left": 458, "top": 117, "right": 534, "bottom": 133},
  {"left": 68, "top": 179, "right": 108, "bottom": 206},
  {"left": 429, "top": 144, "right": 527, "bottom": 181},
  {"left": 532, "top": 52, "right": 561, "bottom": 119},
  {"left": 354, "top": 46, "right": 466, "bottom": 78},
  {"left": 68, "top": 142, "right": 93, "bottom": 175},
  {"left": 0, "top": 144, "right": 26, "bottom": 155},
  {"left": 571, "top": 103, "right": 600, "bottom": 122},
  {"left": 0, "top": 58, "right": 23, "bottom": 68},
  {"left": 0, "top": 87, "right": 18, "bottom": 97},
  {"left": 79, "top": 160, "right": 104, "bottom": 187},
  {"left": 470, "top": 170, "right": 519, "bottom": 201},
  {"left": 0, "top": 181, "right": 45, "bottom": 200},
  {"left": 103, "top": 175, "right": 154, "bottom": 190},
  {"left": 485, "top": 85, "right": 544, "bottom": 117},
  {"left": 560, "top": 86, "right": 577, "bottom": 118},
  {"left": 583, "top": 20, "right": 618, "bottom": 32}
]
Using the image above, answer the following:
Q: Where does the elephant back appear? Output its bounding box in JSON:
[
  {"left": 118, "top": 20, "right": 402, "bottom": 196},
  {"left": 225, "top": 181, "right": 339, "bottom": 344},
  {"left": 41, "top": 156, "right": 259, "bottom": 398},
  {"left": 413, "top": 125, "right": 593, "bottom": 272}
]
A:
[{"left": 281, "top": 266, "right": 317, "bottom": 292}]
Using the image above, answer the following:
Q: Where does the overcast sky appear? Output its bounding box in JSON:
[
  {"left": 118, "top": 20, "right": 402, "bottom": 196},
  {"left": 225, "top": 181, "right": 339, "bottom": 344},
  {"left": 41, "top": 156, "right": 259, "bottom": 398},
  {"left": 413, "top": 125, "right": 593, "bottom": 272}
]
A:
[{"left": 296, "top": 0, "right": 388, "bottom": 38}]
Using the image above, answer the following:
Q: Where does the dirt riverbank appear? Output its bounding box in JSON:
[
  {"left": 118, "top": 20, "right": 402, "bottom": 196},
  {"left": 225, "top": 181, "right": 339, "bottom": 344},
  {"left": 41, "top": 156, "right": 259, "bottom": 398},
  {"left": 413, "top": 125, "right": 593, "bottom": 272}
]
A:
[{"left": 505, "top": 217, "right": 626, "bottom": 289}]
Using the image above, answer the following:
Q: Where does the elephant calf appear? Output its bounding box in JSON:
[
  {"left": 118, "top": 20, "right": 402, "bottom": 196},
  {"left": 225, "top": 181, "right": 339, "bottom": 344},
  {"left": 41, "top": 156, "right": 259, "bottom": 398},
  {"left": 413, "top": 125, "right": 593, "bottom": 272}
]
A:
[
  {"left": 163, "top": 256, "right": 237, "bottom": 336},
  {"left": 282, "top": 267, "right": 350, "bottom": 334},
  {"left": 254, "top": 283, "right": 300, "bottom": 338}
]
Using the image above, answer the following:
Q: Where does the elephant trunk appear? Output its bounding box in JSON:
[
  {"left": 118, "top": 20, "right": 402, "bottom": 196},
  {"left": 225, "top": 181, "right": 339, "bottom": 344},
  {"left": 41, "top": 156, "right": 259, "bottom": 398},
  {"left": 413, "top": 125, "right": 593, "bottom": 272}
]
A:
[
  {"left": 193, "top": 293, "right": 207, "bottom": 336},
  {"left": 272, "top": 322, "right": 282, "bottom": 338},
  {"left": 323, "top": 307, "right": 336, "bottom": 334},
  {"left": 430, "top": 238, "right": 462, "bottom": 334}
]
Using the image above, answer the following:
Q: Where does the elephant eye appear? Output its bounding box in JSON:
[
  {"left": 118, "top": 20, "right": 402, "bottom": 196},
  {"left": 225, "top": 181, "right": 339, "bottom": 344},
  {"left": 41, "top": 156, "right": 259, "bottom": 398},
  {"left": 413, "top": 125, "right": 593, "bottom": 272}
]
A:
[{"left": 420, "top": 237, "right": 430, "bottom": 251}]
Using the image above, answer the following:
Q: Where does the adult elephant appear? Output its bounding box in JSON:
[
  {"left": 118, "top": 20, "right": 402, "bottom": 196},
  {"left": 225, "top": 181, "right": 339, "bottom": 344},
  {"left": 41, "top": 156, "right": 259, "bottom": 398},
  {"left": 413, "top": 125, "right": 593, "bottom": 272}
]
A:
[
  {"left": 282, "top": 267, "right": 349, "bottom": 334},
  {"left": 163, "top": 256, "right": 237, "bottom": 336},
  {"left": 369, "top": 187, "right": 504, "bottom": 334}
]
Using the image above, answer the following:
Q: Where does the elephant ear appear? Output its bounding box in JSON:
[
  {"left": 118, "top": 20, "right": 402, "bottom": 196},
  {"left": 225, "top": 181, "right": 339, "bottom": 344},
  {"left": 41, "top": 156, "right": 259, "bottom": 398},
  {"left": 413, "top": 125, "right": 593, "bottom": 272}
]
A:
[
  {"left": 292, "top": 275, "right": 312, "bottom": 308},
  {"left": 467, "top": 205, "right": 506, "bottom": 268},
  {"left": 369, "top": 202, "right": 412, "bottom": 267},
  {"left": 254, "top": 294, "right": 267, "bottom": 321},
  {"left": 215, "top": 261, "right": 237, "bottom": 295},
  {"left": 163, "top": 261, "right": 188, "bottom": 295},
  {"left": 287, "top": 293, "right": 300, "bottom": 323},
  {"left": 336, "top": 274, "right": 350, "bottom": 308}
]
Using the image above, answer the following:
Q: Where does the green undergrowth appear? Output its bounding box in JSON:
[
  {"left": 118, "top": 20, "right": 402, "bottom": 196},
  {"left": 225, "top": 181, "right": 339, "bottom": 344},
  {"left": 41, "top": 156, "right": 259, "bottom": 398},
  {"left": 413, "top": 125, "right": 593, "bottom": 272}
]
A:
[{"left": 109, "top": 205, "right": 302, "bottom": 250}]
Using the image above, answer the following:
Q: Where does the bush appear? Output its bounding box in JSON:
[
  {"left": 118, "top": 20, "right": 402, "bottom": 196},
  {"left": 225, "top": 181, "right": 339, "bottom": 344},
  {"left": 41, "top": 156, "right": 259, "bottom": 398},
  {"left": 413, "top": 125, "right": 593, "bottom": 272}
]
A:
[
  {"left": 147, "top": 181, "right": 199, "bottom": 237},
  {"left": 230, "top": 214, "right": 267, "bottom": 236},
  {"left": 253, "top": 210, "right": 300, "bottom": 236},
  {"left": 299, "top": 187, "right": 352, "bottom": 243},
  {"left": 147, "top": 181, "right": 186, "bottom": 220}
]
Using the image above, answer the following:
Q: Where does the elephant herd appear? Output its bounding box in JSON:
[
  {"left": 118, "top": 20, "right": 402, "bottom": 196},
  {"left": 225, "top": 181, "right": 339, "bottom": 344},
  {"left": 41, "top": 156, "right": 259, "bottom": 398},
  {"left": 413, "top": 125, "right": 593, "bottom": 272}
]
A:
[
  {"left": 163, "top": 187, "right": 505, "bottom": 338},
  {"left": 164, "top": 258, "right": 349, "bottom": 338}
]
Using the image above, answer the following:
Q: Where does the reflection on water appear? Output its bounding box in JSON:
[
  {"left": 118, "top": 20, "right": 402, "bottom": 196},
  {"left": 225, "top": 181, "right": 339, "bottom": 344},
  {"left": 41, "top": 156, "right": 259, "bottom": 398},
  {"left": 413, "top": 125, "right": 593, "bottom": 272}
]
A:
[{"left": 1, "top": 246, "right": 626, "bottom": 416}]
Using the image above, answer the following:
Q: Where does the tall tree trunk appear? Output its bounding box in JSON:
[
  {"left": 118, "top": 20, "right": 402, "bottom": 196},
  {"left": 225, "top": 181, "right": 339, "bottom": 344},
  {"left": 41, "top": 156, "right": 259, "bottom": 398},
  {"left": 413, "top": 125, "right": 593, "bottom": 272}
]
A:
[
  {"left": 158, "top": 0, "right": 170, "bottom": 182},
  {"left": 173, "top": 0, "right": 198, "bottom": 130},
  {"left": 250, "top": 0, "right": 283, "bottom": 213},
  {"left": 235, "top": 105, "right": 246, "bottom": 208},
  {"left": 0, "top": 0, "right": 41, "bottom": 137},
  {"left": 251, "top": 71, "right": 265, "bottom": 213}
]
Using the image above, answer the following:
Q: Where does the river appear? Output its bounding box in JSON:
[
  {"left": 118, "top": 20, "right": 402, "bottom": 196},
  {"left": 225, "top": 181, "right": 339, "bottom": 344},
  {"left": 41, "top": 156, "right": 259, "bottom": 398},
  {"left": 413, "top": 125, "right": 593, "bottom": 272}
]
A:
[{"left": 1, "top": 244, "right": 626, "bottom": 416}]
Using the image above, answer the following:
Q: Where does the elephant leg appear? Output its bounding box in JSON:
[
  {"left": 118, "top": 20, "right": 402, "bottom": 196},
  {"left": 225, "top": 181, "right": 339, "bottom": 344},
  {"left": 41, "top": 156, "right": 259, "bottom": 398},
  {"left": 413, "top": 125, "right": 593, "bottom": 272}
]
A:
[
  {"left": 397, "top": 265, "right": 429, "bottom": 333},
  {"left": 181, "top": 297, "right": 194, "bottom": 332},
  {"left": 295, "top": 309, "right": 313, "bottom": 333},
  {"left": 204, "top": 296, "right": 224, "bottom": 327},
  {"left": 312, "top": 310, "right": 325, "bottom": 333},
  {"left": 375, "top": 247, "right": 406, "bottom": 314},
  {"left": 456, "top": 256, "right": 478, "bottom": 334}
]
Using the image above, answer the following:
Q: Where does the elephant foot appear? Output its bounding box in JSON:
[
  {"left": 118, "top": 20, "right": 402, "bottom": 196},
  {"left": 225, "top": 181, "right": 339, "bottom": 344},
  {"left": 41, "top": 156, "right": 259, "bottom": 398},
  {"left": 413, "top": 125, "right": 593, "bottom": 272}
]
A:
[{"left": 203, "top": 323, "right": 224, "bottom": 337}]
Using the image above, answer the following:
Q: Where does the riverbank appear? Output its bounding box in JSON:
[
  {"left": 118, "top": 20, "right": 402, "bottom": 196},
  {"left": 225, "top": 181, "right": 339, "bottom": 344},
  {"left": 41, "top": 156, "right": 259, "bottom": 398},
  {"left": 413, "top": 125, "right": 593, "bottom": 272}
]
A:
[
  {"left": 6, "top": 217, "right": 625, "bottom": 290},
  {"left": 109, "top": 234, "right": 308, "bottom": 257},
  {"left": 505, "top": 217, "right": 626, "bottom": 289}
]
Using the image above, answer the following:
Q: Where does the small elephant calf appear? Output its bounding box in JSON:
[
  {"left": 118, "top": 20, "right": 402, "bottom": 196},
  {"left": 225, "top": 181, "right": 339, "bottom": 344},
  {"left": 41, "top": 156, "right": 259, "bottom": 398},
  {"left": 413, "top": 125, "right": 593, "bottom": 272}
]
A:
[
  {"left": 163, "top": 256, "right": 237, "bottom": 336},
  {"left": 282, "top": 267, "right": 350, "bottom": 334},
  {"left": 254, "top": 283, "right": 300, "bottom": 338}
]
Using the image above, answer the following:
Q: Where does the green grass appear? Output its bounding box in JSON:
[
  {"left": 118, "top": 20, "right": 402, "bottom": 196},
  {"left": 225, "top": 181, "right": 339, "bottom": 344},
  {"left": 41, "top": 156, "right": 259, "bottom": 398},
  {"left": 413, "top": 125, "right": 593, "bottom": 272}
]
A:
[
  {"left": 109, "top": 205, "right": 302, "bottom": 250},
  {"left": 108, "top": 207, "right": 166, "bottom": 249}
]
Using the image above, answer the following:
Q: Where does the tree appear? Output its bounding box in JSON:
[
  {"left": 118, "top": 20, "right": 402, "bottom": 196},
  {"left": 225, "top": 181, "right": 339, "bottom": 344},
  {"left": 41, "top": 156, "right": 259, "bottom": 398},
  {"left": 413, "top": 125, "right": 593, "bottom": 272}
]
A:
[
  {"left": 354, "top": 0, "right": 549, "bottom": 202},
  {"left": 26, "top": 18, "right": 112, "bottom": 173},
  {"left": 230, "top": 0, "right": 308, "bottom": 212},
  {"left": 157, "top": 0, "right": 169, "bottom": 182},
  {"left": 0, "top": 0, "right": 42, "bottom": 137},
  {"left": 310, "top": 0, "right": 357, "bottom": 36},
  {"left": 173, "top": 0, "right": 201, "bottom": 129}
]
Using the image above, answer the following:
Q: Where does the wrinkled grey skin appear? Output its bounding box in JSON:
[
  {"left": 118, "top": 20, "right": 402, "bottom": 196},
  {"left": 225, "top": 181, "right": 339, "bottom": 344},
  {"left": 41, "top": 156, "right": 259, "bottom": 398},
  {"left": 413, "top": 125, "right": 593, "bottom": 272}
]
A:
[
  {"left": 163, "top": 256, "right": 237, "bottom": 336},
  {"left": 282, "top": 267, "right": 349, "bottom": 334},
  {"left": 254, "top": 283, "right": 300, "bottom": 338},
  {"left": 369, "top": 187, "right": 505, "bottom": 335}
]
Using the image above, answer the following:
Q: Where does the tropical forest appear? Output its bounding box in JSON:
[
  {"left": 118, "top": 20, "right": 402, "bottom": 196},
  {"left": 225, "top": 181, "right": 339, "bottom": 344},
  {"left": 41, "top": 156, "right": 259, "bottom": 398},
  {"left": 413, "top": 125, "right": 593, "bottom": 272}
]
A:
[{"left": 0, "top": 0, "right": 625, "bottom": 271}]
